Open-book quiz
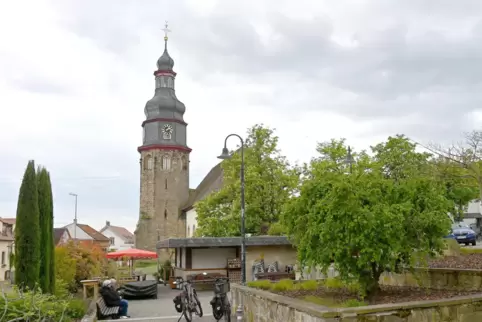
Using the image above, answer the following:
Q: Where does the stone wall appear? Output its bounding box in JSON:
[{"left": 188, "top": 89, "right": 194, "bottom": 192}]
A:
[
  {"left": 231, "top": 284, "right": 482, "bottom": 322},
  {"left": 135, "top": 149, "right": 190, "bottom": 254},
  {"left": 381, "top": 268, "right": 482, "bottom": 291},
  {"left": 80, "top": 299, "right": 97, "bottom": 322}
]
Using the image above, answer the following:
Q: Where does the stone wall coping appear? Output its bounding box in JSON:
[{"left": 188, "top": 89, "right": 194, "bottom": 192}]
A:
[
  {"left": 80, "top": 299, "right": 97, "bottom": 322},
  {"left": 232, "top": 284, "right": 332, "bottom": 318},
  {"left": 232, "top": 283, "right": 482, "bottom": 318},
  {"left": 410, "top": 267, "right": 482, "bottom": 274}
]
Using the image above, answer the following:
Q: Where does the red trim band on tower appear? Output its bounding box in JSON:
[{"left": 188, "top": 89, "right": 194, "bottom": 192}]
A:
[
  {"left": 154, "top": 70, "right": 177, "bottom": 77},
  {"left": 138, "top": 145, "right": 192, "bottom": 153},
  {"left": 142, "top": 118, "right": 188, "bottom": 127}
]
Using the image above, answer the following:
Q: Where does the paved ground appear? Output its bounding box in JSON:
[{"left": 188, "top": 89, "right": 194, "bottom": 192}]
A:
[{"left": 104, "top": 284, "right": 234, "bottom": 322}]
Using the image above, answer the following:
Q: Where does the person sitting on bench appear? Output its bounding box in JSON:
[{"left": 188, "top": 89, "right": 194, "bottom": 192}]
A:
[{"left": 100, "top": 279, "right": 130, "bottom": 319}]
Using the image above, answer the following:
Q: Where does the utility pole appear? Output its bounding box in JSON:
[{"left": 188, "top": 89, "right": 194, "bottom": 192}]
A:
[{"left": 69, "top": 193, "right": 78, "bottom": 240}]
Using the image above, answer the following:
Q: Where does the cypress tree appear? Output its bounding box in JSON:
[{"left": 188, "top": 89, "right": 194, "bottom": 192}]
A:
[
  {"left": 37, "top": 167, "right": 53, "bottom": 293},
  {"left": 47, "top": 171, "right": 55, "bottom": 293},
  {"left": 15, "top": 160, "right": 41, "bottom": 290}
]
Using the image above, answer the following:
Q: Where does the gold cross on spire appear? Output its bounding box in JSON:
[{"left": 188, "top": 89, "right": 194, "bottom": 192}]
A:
[{"left": 162, "top": 21, "right": 171, "bottom": 42}]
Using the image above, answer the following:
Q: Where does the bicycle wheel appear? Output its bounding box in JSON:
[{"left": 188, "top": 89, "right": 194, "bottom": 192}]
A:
[
  {"left": 181, "top": 293, "right": 192, "bottom": 322},
  {"left": 223, "top": 297, "right": 231, "bottom": 322},
  {"left": 193, "top": 290, "right": 203, "bottom": 317}
]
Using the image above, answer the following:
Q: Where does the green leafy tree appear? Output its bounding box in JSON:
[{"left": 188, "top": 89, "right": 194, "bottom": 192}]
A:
[
  {"left": 427, "top": 131, "right": 482, "bottom": 204},
  {"left": 37, "top": 167, "right": 55, "bottom": 293},
  {"left": 15, "top": 160, "right": 41, "bottom": 289},
  {"left": 430, "top": 157, "right": 478, "bottom": 221},
  {"left": 282, "top": 136, "right": 452, "bottom": 300},
  {"left": 196, "top": 124, "right": 299, "bottom": 237}
]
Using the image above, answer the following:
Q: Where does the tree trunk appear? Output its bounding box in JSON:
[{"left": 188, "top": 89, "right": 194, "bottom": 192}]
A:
[{"left": 360, "top": 264, "right": 383, "bottom": 302}]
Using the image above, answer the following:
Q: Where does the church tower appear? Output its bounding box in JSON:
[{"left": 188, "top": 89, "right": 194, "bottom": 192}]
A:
[{"left": 135, "top": 24, "right": 190, "bottom": 254}]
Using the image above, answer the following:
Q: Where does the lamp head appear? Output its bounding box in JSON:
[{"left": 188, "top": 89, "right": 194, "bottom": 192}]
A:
[
  {"left": 217, "top": 147, "right": 231, "bottom": 160},
  {"left": 345, "top": 146, "right": 354, "bottom": 165}
]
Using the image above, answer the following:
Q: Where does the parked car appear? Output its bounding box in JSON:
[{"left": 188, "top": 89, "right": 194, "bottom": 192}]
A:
[{"left": 449, "top": 223, "right": 477, "bottom": 246}]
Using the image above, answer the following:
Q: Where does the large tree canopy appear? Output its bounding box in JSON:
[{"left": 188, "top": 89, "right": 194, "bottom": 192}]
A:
[
  {"left": 195, "top": 124, "right": 299, "bottom": 237},
  {"left": 282, "top": 135, "right": 453, "bottom": 299}
]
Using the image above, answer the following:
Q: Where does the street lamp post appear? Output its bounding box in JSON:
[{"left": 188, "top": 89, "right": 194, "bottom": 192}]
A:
[
  {"left": 69, "top": 193, "right": 78, "bottom": 240},
  {"left": 218, "top": 134, "right": 245, "bottom": 321},
  {"left": 345, "top": 146, "right": 354, "bottom": 173}
]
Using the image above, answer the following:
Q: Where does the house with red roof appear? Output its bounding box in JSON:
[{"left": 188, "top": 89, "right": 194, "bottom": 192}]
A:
[
  {"left": 99, "top": 221, "right": 134, "bottom": 251},
  {"left": 0, "top": 218, "right": 15, "bottom": 281},
  {"left": 63, "top": 221, "right": 110, "bottom": 251}
]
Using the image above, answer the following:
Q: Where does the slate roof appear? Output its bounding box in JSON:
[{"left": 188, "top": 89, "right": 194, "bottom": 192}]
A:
[
  {"left": 182, "top": 162, "right": 223, "bottom": 211},
  {"left": 53, "top": 228, "right": 70, "bottom": 245},
  {"left": 157, "top": 236, "right": 291, "bottom": 249},
  {"left": 100, "top": 225, "right": 134, "bottom": 242},
  {"left": 77, "top": 224, "right": 110, "bottom": 242}
]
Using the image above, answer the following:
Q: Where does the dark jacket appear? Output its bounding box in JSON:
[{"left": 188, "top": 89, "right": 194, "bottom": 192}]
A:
[{"left": 100, "top": 286, "right": 121, "bottom": 307}]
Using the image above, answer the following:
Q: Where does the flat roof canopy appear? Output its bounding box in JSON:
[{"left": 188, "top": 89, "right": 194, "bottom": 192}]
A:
[
  {"left": 157, "top": 236, "right": 291, "bottom": 249},
  {"left": 465, "top": 212, "right": 482, "bottom": 219}
]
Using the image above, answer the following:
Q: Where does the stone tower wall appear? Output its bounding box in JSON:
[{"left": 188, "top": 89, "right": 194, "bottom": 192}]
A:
[{"left": 135, "top": 149, "right": 189, "bottom": 254}]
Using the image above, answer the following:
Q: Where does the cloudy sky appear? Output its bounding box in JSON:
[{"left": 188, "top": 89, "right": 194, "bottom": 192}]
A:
[{"left": 1, "top": 0, "right": 482, "bottom": 232}]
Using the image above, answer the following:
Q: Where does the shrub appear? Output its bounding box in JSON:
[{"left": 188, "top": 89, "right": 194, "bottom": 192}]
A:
[
  {"left": 460, "top": 247, "right": 482, "bottom": 254},
  {"left": 65, "top": 298, "right": 87, "bottom": 319},
  {"left": 55, "top": 246, "right": 77, "bottom": 292},
  {"left": 299, "top": 280, "right": 319, "bottom": 291},
  {"left": 444, "top": 238, "right": 461, "bottom": 256},
  {"left": 323, "top": 277, "right": 360, "bottom": 293},
  {"left": 54, "top": 279, "right": 70, "bottom": 298},
  {"left": 247, "top": 280, "right": 272, "bottom": 290},
  {"left": 55, "top": 241, "right": 106, "bottom": 293},
  {"left": 323, "top": 277, "right": 345, "bottom": 289},
  {"left": 0, "top": 287, "right": 84, "bottom": 321},
  {"left": 271, "top": 279, "right": 295, "bottom": 292}
]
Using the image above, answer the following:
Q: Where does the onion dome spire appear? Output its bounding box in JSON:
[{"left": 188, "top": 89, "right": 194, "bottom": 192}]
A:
[{"left": 157, "top": 21, "right": 174, "bottom": 71}]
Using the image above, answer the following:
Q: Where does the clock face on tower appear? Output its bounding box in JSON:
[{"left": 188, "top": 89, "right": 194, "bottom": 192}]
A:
[{"left": 162, "top": 124, "right": 173, "bottom": 140}]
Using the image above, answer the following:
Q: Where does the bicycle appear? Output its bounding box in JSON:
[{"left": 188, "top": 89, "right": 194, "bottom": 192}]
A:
[
  {"left": 210, "top": 277, "right": 231, "bottom": 322},
  {"left": 173, "top": 276, "right": 203, "bottom": 322}
]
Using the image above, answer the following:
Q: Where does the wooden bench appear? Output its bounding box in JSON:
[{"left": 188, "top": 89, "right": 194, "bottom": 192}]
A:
[
  {"left": 96, "top": 296, "right": 120, "bottom": 320},
  {"left": 189, "top": 273, "right": 225, "bottom": 291}
]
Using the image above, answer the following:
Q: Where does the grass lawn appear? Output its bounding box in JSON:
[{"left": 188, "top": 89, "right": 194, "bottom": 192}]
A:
[{"left": 134, "top": 260, "right": 158, "bottom": 275}]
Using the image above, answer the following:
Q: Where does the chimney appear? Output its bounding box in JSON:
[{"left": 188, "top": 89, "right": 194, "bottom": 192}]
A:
[{"left": 106, "top": 221, "right": 110, "bottom": 226}]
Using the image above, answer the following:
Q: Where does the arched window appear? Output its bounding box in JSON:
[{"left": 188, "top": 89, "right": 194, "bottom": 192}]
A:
[
  {"left": 181, "top": 156, "right": 188, "bottom": 171},
  {"left": 144, "top": 155, "right": 153, "bottom": 170},
  {"left": 164, "top": 209, "right": 168, "bottom": 219},
  {"left": 162, "top": 155, "right": 171, "bottom": 170}
]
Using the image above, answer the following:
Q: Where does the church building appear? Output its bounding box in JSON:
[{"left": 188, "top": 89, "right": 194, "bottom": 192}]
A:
[{"left": 134, "top": 28, "right": 222, "bottom": 255}]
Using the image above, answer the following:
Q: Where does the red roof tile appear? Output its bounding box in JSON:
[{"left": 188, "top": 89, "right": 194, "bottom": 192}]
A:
[
  {"left": 77, "top": 224, "right": 110, "bottom": 242},
  {"left": 103, "top": 225, "right": 134, "bottom": 241}
]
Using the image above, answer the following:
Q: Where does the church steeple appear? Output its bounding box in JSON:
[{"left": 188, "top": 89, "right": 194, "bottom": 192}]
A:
[
  {"left": 156, "top": 22, "right": 174, "bottom": 71},
  {"left": 135, "top": 22, "right": 191, "bottom": 254},
  {"left": 138, "top": 22, "right": 190, "bottom": 154}
]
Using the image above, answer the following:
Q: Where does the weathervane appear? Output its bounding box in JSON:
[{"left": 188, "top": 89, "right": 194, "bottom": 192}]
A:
[{"left": 162, "top": 21, "right": 171, "bottom": 42}]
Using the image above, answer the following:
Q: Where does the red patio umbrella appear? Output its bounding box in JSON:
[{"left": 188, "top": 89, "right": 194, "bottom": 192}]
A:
[{"left": 106, "top": 248, "right": 158, "bottom": 259}]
